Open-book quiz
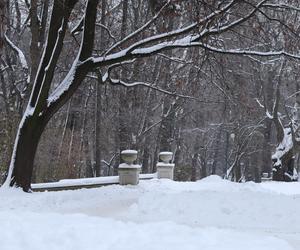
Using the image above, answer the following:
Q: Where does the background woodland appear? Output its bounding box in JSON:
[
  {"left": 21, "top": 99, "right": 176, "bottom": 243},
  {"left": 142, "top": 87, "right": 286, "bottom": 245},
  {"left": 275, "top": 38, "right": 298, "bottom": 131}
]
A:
[{"left": 1, "top": 0, "right": 300, "bottom": 184}]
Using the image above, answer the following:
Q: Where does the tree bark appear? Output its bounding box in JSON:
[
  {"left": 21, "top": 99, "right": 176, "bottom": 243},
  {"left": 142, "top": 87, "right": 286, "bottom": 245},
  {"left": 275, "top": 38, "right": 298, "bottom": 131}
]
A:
[
  {"left": 95, "top": 80, "right": 102, "bottom": 176},
  {"left": 6, "top": 114, "right": 45, "bottom": 191},
  {"left": 118, "top": 0, "right": 132, "bottom": 161},
  {"left": 94, "top": 0, "right": 106, "bottom": 177},
  {"left": 0, "top": 0, "right": 6, "bottom": 51}
]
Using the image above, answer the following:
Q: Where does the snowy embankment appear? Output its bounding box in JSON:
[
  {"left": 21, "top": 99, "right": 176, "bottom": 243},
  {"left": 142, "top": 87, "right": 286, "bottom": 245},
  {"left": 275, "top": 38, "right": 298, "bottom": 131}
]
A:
[{"left": 0, "top": 176, "right": 299, "bottom": 250}]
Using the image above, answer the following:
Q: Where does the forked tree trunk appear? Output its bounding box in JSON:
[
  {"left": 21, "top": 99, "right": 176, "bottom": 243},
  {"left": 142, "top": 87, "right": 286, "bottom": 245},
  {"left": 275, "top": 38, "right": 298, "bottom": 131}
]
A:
[
  {"left": 4, "top": 0, "right": 98, "bottom": 191},
  {"left": 270, "top": 79, "right": 298, "bottom": 182},
  {"left": 272, "top": 148, "right": 295, "bottom": 182}
]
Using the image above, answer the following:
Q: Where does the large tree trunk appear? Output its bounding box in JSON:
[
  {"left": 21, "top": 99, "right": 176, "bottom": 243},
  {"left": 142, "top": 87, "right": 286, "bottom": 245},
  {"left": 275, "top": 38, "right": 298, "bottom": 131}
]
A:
[{"left": 4, "top": 114, "right": 45, "bottom": 191}]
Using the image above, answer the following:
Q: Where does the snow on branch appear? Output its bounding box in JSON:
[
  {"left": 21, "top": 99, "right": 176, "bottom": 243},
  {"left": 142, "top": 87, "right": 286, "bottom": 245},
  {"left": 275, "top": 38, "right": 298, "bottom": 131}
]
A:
[
  {"left": 89, "top": 0, "right": 300, "bottom": 70},
  {"left": 47, "top": 60, "right": 78, "bottom": 106},
  {"left": 105, "top": 76, "right": 199, "bottom": 101},
  {"left": 43, "top": 0, "right": 300, "bottom": 119},
  {"left": 101, "top": 0, "right": 238, "bottom": 59},
  {"left": 46, "top": 0, "right": 99, "bottom": 115},
  {"left": 90, "top": 34, "right": 203, "bottom": 67},
  {"left": 124, "top": 0, "right": 241, "bottom": 55},
  {"left": 4, "top": 34, "right": 28, "bottom": 70},
  {"left": 92, "top": 39, "right": 300, "bottom": 71},
  {"left": 198, "top": 44, "right": 300, "bottom": 60},
  {"left": 71, "top": 15, "right": 84, "bottom": 35},
  {"left": 262, "top": 3, "right": 300, "bottom": 12}
]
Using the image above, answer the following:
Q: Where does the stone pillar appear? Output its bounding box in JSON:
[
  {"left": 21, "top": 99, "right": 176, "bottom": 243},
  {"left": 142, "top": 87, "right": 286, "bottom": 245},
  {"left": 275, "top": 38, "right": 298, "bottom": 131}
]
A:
[
  {"left": 118, "top": 150, "right": 141, "bottom": 185},
  {"left": 157, "top": 152, "right": 175, "bottom": 180}
]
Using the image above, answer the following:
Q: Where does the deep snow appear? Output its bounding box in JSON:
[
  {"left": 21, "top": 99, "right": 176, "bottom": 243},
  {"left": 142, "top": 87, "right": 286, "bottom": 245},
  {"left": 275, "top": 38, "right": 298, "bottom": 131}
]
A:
[{"left": 0, "top": 176, "right": 299, "bottom": 250}]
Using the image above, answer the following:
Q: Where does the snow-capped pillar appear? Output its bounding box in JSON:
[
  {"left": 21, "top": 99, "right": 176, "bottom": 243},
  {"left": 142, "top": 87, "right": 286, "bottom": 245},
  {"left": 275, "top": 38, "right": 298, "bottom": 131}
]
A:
[
  {"left": 118, "top": 150, "right": 141, "bottom": 185},
  {"left": 156, "top": 152, "right": 175, "bottom": 180}
]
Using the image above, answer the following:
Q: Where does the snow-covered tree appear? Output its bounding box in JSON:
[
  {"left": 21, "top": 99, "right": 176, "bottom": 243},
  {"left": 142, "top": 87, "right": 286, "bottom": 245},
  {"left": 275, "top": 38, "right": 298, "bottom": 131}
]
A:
[{"left": 2, "top": 0, "right": 300, "bottom": 191}]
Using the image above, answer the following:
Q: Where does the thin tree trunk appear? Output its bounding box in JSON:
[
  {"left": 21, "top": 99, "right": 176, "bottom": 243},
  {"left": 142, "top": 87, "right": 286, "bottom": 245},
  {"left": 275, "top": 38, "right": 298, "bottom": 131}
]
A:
[
  {"left": 67, "top": 118, "right": 76, "bottom": 170},
  {"left": 95, "top": 81, "right": 102, "bottom": 176},
  {"left": 94, "top": 0, "right": 106, "bottom": 176},
  {"left": 79, "top": 88, "right": 91, "bottom": 178},
  {"left": 211, "top": 128, "right": 222, "bottom": 175},
  {"left": 29, "top": 0, "right": 41, "bottom": 84},
  {"left": 0, "top": 0, "right": 6, "bottom": 50},
  {"left": 58, "top": 99, "right": 72, "bottom": 159}
]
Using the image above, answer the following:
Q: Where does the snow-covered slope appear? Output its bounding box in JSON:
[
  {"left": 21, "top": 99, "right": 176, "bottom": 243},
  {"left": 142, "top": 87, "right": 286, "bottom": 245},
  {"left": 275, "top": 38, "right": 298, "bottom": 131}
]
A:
[{"left": 0, "top": 176, "right": 299, "bottom": 250}]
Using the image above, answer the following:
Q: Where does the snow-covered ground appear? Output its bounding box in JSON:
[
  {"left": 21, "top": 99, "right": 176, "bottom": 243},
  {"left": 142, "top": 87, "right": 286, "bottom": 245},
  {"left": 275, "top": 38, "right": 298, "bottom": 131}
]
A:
[{"left": 0, "top": 176, "right": 299, "bottom": 250}]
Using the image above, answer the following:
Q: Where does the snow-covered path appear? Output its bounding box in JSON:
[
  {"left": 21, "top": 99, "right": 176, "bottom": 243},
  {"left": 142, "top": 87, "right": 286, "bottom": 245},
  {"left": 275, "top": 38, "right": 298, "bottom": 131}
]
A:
[{"left": 0, "top": 176, "right": 299, "bottom": 250}]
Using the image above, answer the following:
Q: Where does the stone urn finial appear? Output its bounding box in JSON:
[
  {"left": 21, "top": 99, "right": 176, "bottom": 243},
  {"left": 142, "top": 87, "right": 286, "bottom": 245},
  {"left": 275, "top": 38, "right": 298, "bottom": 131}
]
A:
[
  {"left": 159, "top": 151, "right": 173, "bottom": 163},
  {"left": 121, "top": 150, "right": 138, "bottom": 164}
]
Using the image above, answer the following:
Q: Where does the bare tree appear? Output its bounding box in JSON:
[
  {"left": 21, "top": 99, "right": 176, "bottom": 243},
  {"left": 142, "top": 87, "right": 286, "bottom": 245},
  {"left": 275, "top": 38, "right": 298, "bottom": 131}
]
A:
[{"left": 2, "top": 0, "right": 300, "bottom": 191}]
